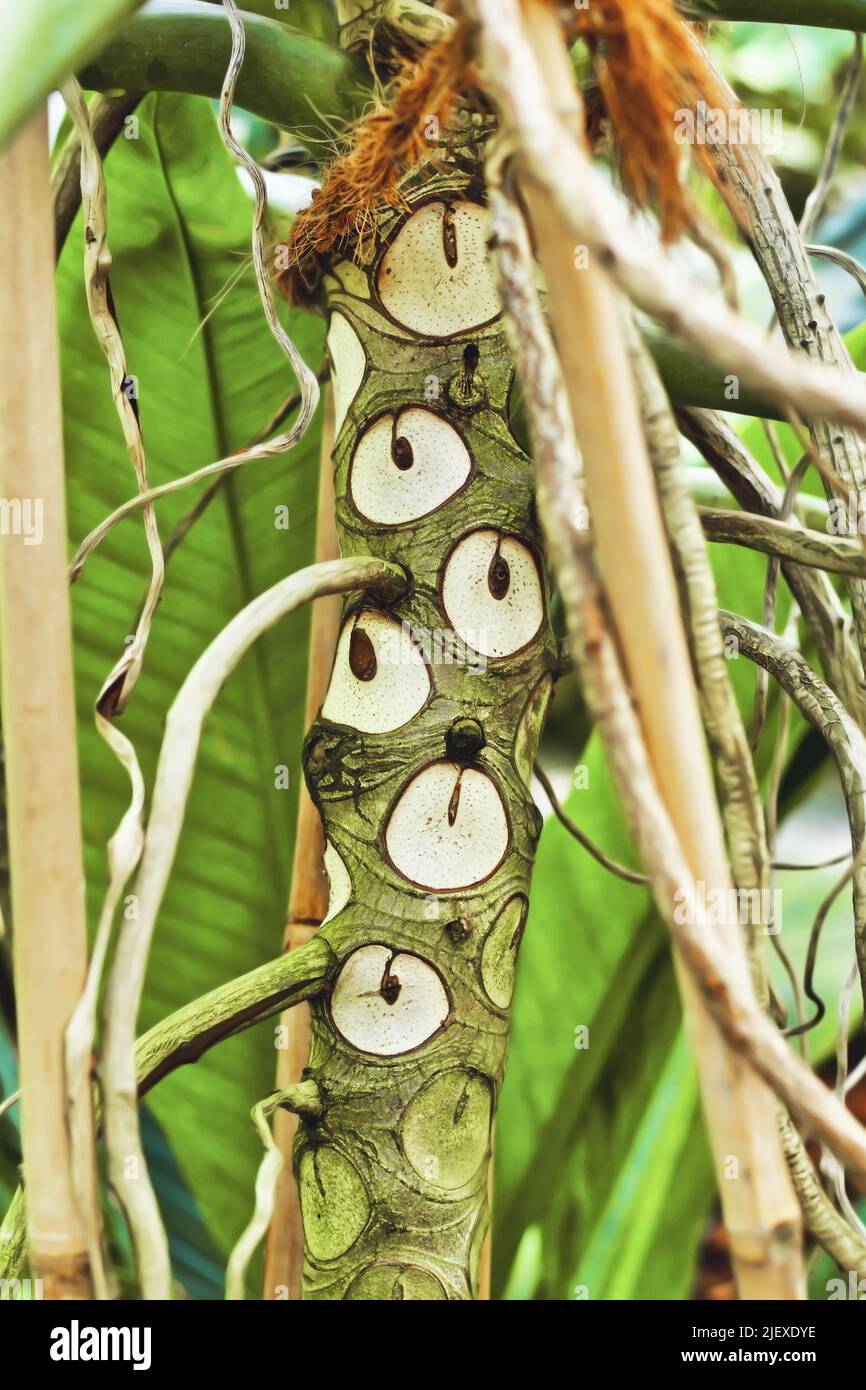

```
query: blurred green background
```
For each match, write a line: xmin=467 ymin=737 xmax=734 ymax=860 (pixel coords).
xmin=0 ymin=9 xmax=865 ymax=1301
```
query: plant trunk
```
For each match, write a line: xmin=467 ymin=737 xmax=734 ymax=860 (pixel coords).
xmin=294 ymin=120 xmax=558 ymax=1299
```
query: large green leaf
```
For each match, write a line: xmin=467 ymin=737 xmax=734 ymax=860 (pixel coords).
xmin=494 ymin=745 xmax=861 ymax=1299
xmin=495 ymin=511 xmax=859 ymax=1301
xmin=0 ymin=1012 xmax=20 ymax=1215
xmin=493 ymin=737 xmax=714 ymax=1301
xmin=0 ymin=0 xmax=145 ymax=149
xmin=58 ymin=91 xmax=325 ymax=1292
xmin=493 ymin=395 xmax=815 ymax=1301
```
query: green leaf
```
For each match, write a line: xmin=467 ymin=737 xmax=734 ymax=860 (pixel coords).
xmin=0 ymin=1012 xmax=21 ymax=1213
xmin=493 ymin=738 xmax=713 ymax=1301
xmin=58 ymin=91 xmax=325 ymax=1290
xmin=0 ymin=0 xmax=145 ymax=150
xmin=496 ymin=726 xmax=857 ymax=1301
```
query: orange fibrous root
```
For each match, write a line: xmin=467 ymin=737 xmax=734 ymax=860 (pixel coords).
xmin=571 ymin=0 xmax=720 ymax=240
xmin=278 ymin=24 xmax=474 ymax=302
xmin=279 ymin=0 xmax=720 ymax=300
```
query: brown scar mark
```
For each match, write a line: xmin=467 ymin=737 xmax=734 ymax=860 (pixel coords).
xmin=487 ymin=535 xmax=511 ymax=600
xmin=447 ymin=766 xmax=465 ymax=826
xmin=442 ymin=203 xmax=458 ymax=268
xmin=380 ymin=955 xmax=401 ymax=1005
xmin=349 ymin=620 xmax=377 ymax=681
xmin=391 ymin=413 xmax=414 ymax=471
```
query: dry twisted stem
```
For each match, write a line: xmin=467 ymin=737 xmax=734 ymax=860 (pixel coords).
xmin=800 ymin=33 xmax=863 ymax=242
xmin=487 ymin=159 xmax=801 ymax=1300
xmin=70 ymin=379 xmax=324 ymax=579
xmin=533 ymin=761 xmax=648 ymax=886
xmin=59 ymin=81 xmax=164 ymax=720
xmin=694 ymin=48 xmax=866 ymax=691
xmin=778 ymin=1108 xmax=866 ymax=1281
xmin=678 ymin=408 xmax=866 ymax=727
xmin=719 ymin=610 xmax=866 ymax=1013
xmin=623 ymin=322 xmax=866 ymax=1268
xmin=216 ymin=0 xmax=320 ymax=418
xmin=52 ymin=91 xmax=143 ymax=259
xmin=623 ymin=310 xmax=771 ymax=958
xmin=226 ymin=1080 xmax=323 ymax=1301
xmin=60 ymin=76 xmax=165 ymax=1302
xmin=699 ymin=508 xmax=866 ymax=578
xmin=93 ymin=0 xmax=323 ymax=1298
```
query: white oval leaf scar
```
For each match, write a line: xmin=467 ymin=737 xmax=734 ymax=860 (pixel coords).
xmin=321 ymin=841 xmax=352 ymax=925
xmin=321 ymin=609 xmax=431 ymax=733
xmin=442 ymin=529 xmax=544 ymax=659
xmin=327 ymin=311 xmax=366 ymax=436
xmin=331 ymin=944 xmax=450 ymax=1056
xmin=350 ymin=409 xmax=472 ymax=524
xmin=377 ymin=201 xmax=501 ymax=338
xmin=385 ymin=760 xmax=509 ymax=891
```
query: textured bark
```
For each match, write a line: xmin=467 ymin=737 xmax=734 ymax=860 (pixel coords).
xmin=293 ymin=120 xmax=557 ymax=1299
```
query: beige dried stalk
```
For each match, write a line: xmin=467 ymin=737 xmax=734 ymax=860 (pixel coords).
xmin=264 ymin=392 xmax=341 ymax=1302
xmin=0 ymin=108 xmax=92 ymax=1300
xmin=487 ymin=156 xmax=866 ymax=1211
xmin=478 ymin=0 xmax=805 ymax=1298
xmin=625 ymin=314 xmax=866 ymax=1279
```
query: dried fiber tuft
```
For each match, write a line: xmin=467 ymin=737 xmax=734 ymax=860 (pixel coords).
xmin=278 ymin=23 xmax=474 ymax=302
xmin=572 ymin=0 xmax=723 ymax=239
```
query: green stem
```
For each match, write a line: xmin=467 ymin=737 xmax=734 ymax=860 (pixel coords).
xmin=135 ymin=932 xmax=336 ymax=1096
xmin=289 ymin=111 xmax=558 ymax=1297
xmin=646 ymin=329 xmax=784 ymax=421
xmin=79 ymin=2 xmax=371 ymax=143
xmin=0 ymin=935 xmax=337 ymax=1281
xmin=679 ymin=0 xmax=866 ymax=30
xmin=202 ymin=0 xmax=339 ymax=40
xmin=700 ymin=506 xmax=866 ymax=576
